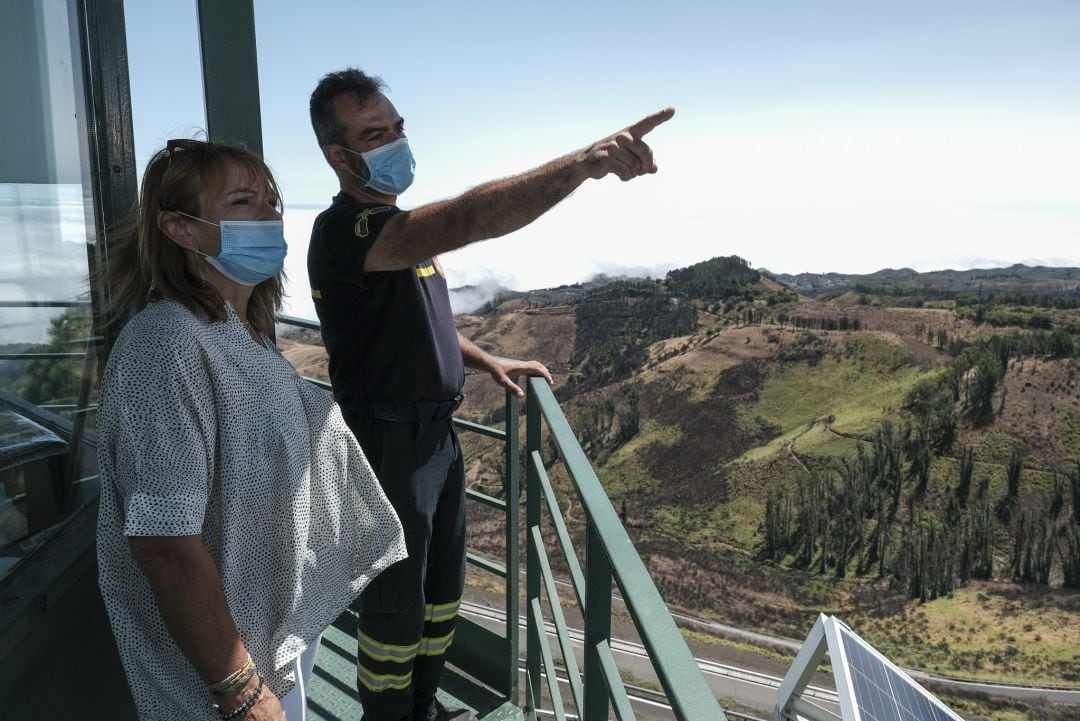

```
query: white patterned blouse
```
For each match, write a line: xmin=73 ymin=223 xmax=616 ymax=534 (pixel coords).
xmin=96 ymin=300 xmax=406 ymax=720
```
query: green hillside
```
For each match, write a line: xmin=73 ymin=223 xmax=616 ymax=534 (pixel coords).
xmin=449 ymin=257 xmax=1080 ymax=689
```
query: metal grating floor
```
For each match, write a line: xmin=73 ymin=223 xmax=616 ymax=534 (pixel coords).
xmin=306 ymin=610 xmax=522 ymax=721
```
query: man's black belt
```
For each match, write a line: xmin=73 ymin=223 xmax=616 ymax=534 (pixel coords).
xmin=347 ymin=393 xmax=464 ymax=423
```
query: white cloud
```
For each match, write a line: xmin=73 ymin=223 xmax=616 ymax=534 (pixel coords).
xmin=448 ymin=276 xmax=507 ymax=314
xmin=279 ymin=122 xmax=1080 ymax=314
xmin=281 ymin=208 xmax=319 ymax=321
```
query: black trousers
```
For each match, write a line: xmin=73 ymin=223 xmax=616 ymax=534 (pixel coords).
xmin=343 ymin=410 xmax=467 ymax=721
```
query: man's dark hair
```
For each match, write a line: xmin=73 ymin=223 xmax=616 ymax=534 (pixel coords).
xmin=309 ymin=68 xmax=387 ymax=148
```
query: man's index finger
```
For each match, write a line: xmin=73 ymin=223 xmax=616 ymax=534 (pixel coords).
xmin=628 ymin=107 xmax=675 ymax=139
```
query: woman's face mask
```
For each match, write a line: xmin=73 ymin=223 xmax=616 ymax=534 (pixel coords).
xmin=177 ymin=212 xmax=287 ymax=286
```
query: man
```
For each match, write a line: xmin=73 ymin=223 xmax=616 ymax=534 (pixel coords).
xmin=307 ymin=68 xmax=672 ymax=721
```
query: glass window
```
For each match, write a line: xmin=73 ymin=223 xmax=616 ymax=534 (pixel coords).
xmin=124 ymin=0 xmax=206 ymax=180
xmin=0 ymin=0 xmax=101 ymax=573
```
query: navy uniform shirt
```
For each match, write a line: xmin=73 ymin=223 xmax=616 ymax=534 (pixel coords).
xmin=307 ymin=193 xmax=464 ymax=407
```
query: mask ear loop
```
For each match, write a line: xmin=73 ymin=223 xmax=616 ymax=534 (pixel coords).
xmin=189 ymin=236 xmax=211 ymax=286
xmin=174 ymin=210 xmax=215 ymax=285
xmin=335 ymin=144 xmax=372 ymax=185
xmin=193 ymin=255 xmax=210 ymax=286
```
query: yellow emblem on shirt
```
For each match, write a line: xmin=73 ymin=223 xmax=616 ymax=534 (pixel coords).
xmin=354 ymin=206 xmax=393 ymax=238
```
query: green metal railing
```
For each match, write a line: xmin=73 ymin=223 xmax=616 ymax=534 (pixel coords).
xmin=523 ymin=377 xmax=725 ymax=721
xmin=447 ymin=393 xmax=522 ymax=703
xmin=276 ymin=314 xmax=724 ymax=720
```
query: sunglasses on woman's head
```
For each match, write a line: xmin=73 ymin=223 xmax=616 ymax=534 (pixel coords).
xmin=163 ymin=138 xmax=210 ymax=170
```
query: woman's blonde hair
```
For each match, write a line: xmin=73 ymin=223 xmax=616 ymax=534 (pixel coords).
xmin=104 ymin=139 xmax=285 ymax=335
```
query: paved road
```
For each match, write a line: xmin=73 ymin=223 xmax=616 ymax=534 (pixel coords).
xmin=660 ymin=598 xmax=1080 ymax=706
xmin=544 ymin=577 xmax=1080 ymax=707
xmin=460 ymin=601 xmax=839 ymax=718
xmin=464 ymin=587 xmax=1080 ymax=715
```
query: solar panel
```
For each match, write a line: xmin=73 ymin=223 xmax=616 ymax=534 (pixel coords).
xmin=776 ymin=614 xmax=966 ymax=721
xmin=838 ymin=625 xmax=963 ymax=721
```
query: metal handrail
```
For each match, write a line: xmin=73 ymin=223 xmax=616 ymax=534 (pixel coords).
xmin=0 ymin=300 xmax=91 ymax=308
xmin=275 ymin=313 xmax=321 ymax=331
xmin=525 ymin=376 xmax=726 ymax=721
xmin=0 ymin=352 xmax=85 ymax=360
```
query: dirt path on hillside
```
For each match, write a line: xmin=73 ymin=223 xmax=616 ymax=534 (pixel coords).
xmin=786 ymin=442 xmax=810 ymax=473
xmin=784 ymin=421 xmax=818 ymax=473
xmin=823 ymin=418 xmax=870 ymax=443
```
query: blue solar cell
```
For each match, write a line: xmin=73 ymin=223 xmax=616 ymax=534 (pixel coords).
xmin=840 ymin=627 xmax=961 ymax=721
xmin=914 ymin=683 xmax=936 ymax=719
xmin=880 ymin=686 xmax=903 ymax=721
xmin=896 ymin=676 xmax=921 ymax=718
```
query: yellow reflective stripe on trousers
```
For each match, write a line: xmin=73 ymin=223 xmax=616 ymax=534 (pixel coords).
xmin=417 ymin=629 xmax=456 ymax=657
xmin=357 ymin=629 xmax=420 ymax=663
xmin=356 ymin=662 xmax=412 ymax=693
xmin=424 ymin=599 xmax=460 ymax=624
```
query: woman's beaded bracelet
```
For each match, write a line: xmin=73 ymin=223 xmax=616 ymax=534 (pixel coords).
xmin=215 ymin=673 xmax=264 ymax=721
xmin=209 ymin=655 xmax=255 ymax=696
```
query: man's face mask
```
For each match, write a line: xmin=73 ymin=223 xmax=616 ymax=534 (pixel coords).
xmin=337 ymin=138 xmax=415 ymax=196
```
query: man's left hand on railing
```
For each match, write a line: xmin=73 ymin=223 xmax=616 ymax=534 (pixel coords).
xmin=458 ymin=332 xmax=553 ymax=399
xmin=486 ymin=357 xmax=553 ymax=399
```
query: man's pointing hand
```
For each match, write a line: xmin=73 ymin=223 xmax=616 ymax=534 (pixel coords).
xmin=581 ymin=107 xmax=675 ymax=182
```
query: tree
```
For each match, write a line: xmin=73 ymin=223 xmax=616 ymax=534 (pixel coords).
xmin=761 ymin=487 xmax=794 ymax=561
xmin=872 ymin=421 xmax=906 ymax=521
xmin=794 ymin=470 xmax=830 ymax=570
xmin=1006 ymin=447 xmax=1024 ymax=501
xmin=968 ymin=479 xmax=995 ymax=580
xmin=1069 ymin=460 xmax=1080 ymax=527
xmin=1050 ymin=329 xmax=1075 ymax=359
xmin=1010 ymin=502 xmax=1054 ymax=585
xmin=830 ymin=460 xmax=868 ymax=578
xmin=956 ymin=446 xmax=975 ymax=507
xmin=998 ymin=447 xmax=1024 ymax=524
xmin=962 ymin=349 xmax=1002 ymax=427
xmin=894 ymin=512 xmax=959 ymax=602
xmin=19 ymin=306 xmax=94 ymax=408
xmin=905 ymin=422 xmax=932 ymax=497
xmin=1062 ymin=520 xmax=1080 ymax=589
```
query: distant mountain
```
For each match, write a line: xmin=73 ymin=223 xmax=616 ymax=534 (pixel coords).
xmin=761 ymin=263 xmax=1080 ymax=296
xmin=455 ymin=262 xmax=1080 ymax=312
xmin=449 ymin=274 xmax=638 ymax=314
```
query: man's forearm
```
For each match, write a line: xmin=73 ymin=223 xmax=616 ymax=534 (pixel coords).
xmin=368 ymin=153 xmax=587 ymax=271
xmin=130 ymin=535 xmax=248 ymax=684
xmin=459 ymin=332 xmax=496 ymax=372
xmin=364 ymin=106 xmax=673 ymax=272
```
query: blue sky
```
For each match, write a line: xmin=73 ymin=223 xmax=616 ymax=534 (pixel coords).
xmin=125 ymin=1 xmax=1080 ymax=317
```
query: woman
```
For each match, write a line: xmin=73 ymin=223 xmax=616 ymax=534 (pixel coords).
xmin=96 ymin=139 xmax=406 ymax=721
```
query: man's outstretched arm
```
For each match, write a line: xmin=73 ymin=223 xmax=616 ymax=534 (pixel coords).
xmin=364 ymin=108 xmax=675 ymax=272
xmin=459 ymin=332 xmax=552 ymax=399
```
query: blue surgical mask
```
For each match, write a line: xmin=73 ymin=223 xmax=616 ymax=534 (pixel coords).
xmin=177 ymin=212 xmax=287 ymax=286
xmin=338 ymin=138 xmax=415 ymax=195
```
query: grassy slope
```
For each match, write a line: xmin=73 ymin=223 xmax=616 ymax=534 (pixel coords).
xmin=736 ymin=337 xmax=925 ymax=462
xmin=851 ymin=585 xmax=1080 ymax=685
xmin=584 ymin=330 xmax=1080 ymax=688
